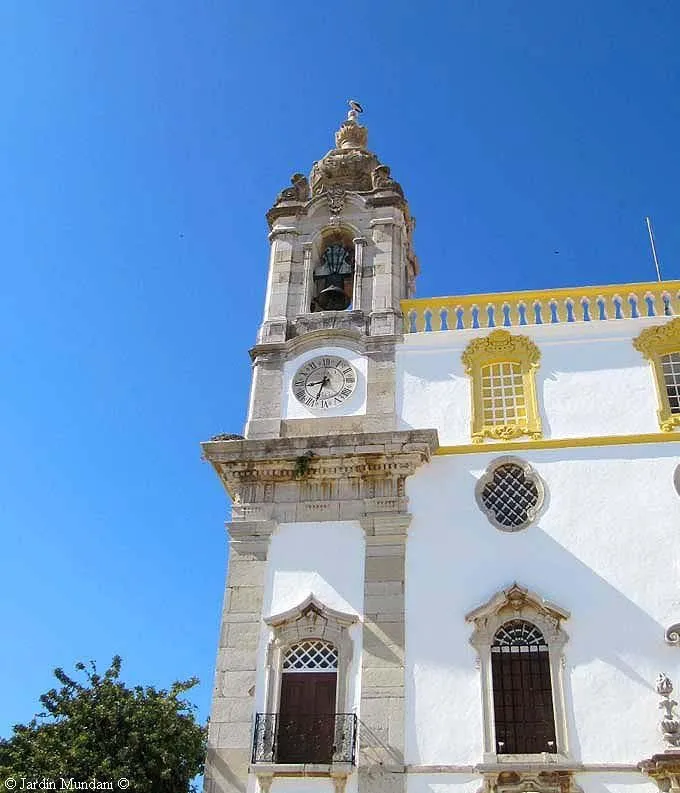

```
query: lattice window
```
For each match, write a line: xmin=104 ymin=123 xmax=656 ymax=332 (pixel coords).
xmin=283 ymin=640 xmax=338 ymax=672
xmin=461 ymin=330 xmax=542 ymax=443
xmin=493 ymin=620 xmax=548 ymax=649
xmin=491 ymin=620 xmax=556 ymax=754
xmin=481 ymin=362 xmax=527 ymax=427
xmin=476 ymin=459 xmax=544 ymax=531
xmin=661 ymin=353 xmax=680 ymax=414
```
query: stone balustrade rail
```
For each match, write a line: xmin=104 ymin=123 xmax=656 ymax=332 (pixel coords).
xmin=402 ymin=280 xmax=680 ymax=333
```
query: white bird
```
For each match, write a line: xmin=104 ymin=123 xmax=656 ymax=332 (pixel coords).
xmin=348 ymin=99 xmax=364 ymax=114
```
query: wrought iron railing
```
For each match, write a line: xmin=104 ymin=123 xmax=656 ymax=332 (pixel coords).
xmin=252 ymin=713 xmax=357 ymax=765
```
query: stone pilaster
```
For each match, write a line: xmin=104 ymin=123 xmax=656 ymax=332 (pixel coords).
xmin=244 ymin=349 xmax=284 ymax=440
xmin=204 ymin=520 xmax=275 ymax=793
xmin=358 ymin=512 xmax=411 ymax=793
xmin=353 ymin=237 xmax=367 ymax=311
xmin=300 ymin=242 xmax=313 ymax=316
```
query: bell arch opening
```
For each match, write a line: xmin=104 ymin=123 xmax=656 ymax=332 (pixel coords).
xmin=311 ymin=230 xmax=355 ymax=312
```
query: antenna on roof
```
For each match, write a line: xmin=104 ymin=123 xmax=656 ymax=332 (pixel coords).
xmin=645 ymin=216 xmax=663 ymax=282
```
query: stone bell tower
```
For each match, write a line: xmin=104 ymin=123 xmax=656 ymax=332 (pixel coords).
xmin=202 ymin=105 xmax=438 ymax=793
xmin=246 ymin=103 xmax=419 ymax=439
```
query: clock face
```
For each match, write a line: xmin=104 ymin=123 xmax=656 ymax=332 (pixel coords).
xmin=292 ymin=356 xmax=357 ymax=410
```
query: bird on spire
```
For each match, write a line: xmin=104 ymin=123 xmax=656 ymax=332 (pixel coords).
xmin=348 ymin=99 xmax=363 ymax=121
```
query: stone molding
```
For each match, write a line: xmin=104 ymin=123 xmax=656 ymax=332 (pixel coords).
xmin=640 ymin=753 xmax=680 ymax=792
xmin=479 ymin=770 xmax=582 ymax=793
xmin=202 ymin=429 xmax=438 ymax=525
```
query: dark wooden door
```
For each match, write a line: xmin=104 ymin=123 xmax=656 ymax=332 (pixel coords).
xmin=277 ymin=672 xmax=337 ymax=763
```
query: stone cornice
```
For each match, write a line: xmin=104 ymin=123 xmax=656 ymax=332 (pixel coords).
xmin=640 ymin=752 xmax=680 ymax=791
xmin=249 ymin=329 xmax=405 ymax=361
xmin=202 ymin=429 xmax=438 ymax=525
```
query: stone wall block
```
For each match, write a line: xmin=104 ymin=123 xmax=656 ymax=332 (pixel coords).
xmin=217 ymin=722 xmax=253 ymax=750
xmin=362 ymin=666 xmax=404 ymax=688
xmin=365 ymin=582 xmax=403 ymax=596
xmin=219 ymin=648 xmax=258 ymax=672
xmin=365 ymin=556 xmax=405 ymax=582
xmin=223 ymin=621 xmax=261 ymax=649
xmin=227 ymin=586 xmax=264 ymax=614
xmin=226 ymin=560 xmax=267 ymax=588
xmin=210 ymin=697 xmax=255 ymax=724
xmin=220 ymin=670 xmax=256 ymax=698
xmin=364 ymin=595 xmax=404 ymax=615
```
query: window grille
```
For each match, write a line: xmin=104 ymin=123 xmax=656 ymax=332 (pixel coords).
xmin=491 ymin=620 xmax=557 ymax=754
xmin=661 ymin=353 xmax=680 ymax=414
xmin=481 ymin=362 xmax=527 ymax=427
xmin=479 ymin=461 xmax=541 ymax=530
xmin=283 ymin=640 xmax=338 ymax=672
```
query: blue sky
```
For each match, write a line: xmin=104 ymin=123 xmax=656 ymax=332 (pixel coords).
xmin=1 ymin=1 xmax=679 ymax=732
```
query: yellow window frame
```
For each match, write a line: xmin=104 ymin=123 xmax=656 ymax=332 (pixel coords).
xmin=633 ymin=317 xmax=680 ymax=433
xmin=462 ymin=329 xmax=543 ymax=444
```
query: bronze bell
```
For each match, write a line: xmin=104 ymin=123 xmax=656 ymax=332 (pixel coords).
xmin=316 ymin=278 xmax=351 ymax=311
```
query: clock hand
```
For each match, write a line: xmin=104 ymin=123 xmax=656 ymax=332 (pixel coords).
xmin=316 ymin=374 xmax=330 ymax=400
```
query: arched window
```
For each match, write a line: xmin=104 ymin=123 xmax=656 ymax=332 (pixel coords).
xmin=312 ymin=236 xmax=355 ymax=312
xmin=491 ymin=620 xmax=557 ymax=755
xmin=466 ymin=583 xmax=570 ymax=760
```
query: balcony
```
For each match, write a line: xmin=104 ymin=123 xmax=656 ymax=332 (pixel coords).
xmin=252 ymin=713 xmax=357 ymax=766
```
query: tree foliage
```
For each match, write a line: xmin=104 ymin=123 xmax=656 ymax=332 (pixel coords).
xmin=0 ymin=656 xmax=206 ymax=792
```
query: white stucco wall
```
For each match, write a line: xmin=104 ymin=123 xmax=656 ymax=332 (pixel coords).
xmin=397 ymin=318 xmax=668 ymax=445
xmin=258 ymin=520 xmax=365 ymax=793
xmin=281 ymin=346 xmax=368 ymax=419
xmin=405 ymin=445 xmax=680 ymax=769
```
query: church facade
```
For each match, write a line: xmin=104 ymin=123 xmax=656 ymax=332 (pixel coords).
xmin=202 ymin=106 xmax=680 ymax=793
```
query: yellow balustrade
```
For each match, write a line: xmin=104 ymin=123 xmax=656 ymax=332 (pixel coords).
xmin=401 ymin=280 xmax=680 ymax=333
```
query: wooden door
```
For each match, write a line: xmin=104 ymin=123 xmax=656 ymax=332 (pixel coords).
xmin=277 ymin=672 xmax=337 ymax=763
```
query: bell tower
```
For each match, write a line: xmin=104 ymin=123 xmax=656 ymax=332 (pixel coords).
xmin=246 ymin=103 xmax=419 ymax=439
xmin=202 ymin=104 xmax=438 ymax=793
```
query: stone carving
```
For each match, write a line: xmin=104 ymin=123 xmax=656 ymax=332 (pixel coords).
xmin=481 ymin=771 xmax=580 ymax=793
xmin=658 ymin=674 xmax=680 ymax=748
xmin=326 ymin=185 xmax=346 ymax=215
xmin=640 ymin=754 xmax=680 ymax=793
xmin=371 ymin=164 xmax=403 ymax=195
xmin=209 ymin=432 xmax=245 ymax=442
xmin=633 ymin=317 xmax=680 ymax=359
xmin=311 ymin=148 xmax=378 ymax=196
xmin=462 ymin=329 xmax=541 ymax=373
xmin=666 ymin=624 xmax=680 ymax=645
xmin=274 ymin=172 xmax=310 ymax=204
xmin=633 ymin=318 xmax=680 ymax=433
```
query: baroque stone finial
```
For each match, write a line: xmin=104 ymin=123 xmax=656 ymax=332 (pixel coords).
xmin=657 ymin=673 xmax=680 ymax=748
xmin=335 ymin=100 xmax=368 ymax=150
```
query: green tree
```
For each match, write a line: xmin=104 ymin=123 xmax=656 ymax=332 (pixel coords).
xmin=0 ymin=656 xmax=206 ymax=792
